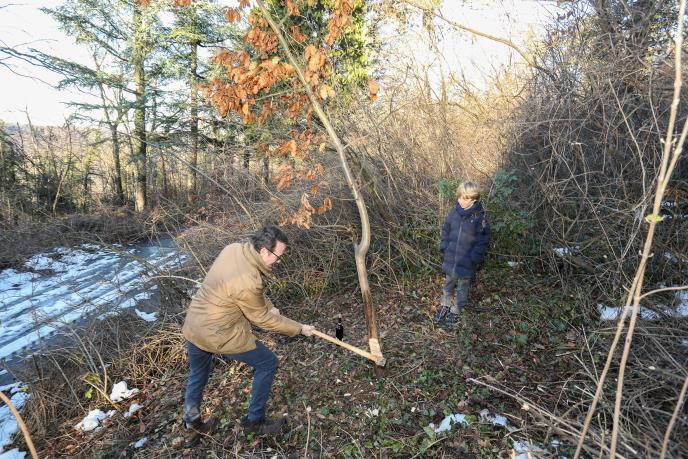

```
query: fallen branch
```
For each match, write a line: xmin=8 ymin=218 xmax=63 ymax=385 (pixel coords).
xmin=0 ymin=391 xmax=38 ymax=459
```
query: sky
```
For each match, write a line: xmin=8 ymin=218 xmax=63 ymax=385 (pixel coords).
xmin=0 ymin=0 xmax=561 ymax=126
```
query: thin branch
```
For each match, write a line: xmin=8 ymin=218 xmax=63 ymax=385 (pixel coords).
xmin=659 ymin=374 xmax=688 ymax=459
xmin=399 ymin=0 xmax=555 ymax=79
xmin=639 ymin=285 xmax=688 ymax=301
xmin=0 ymin=391 xmax=39 ymax=459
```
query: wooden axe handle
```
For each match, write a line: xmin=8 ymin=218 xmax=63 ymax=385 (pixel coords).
xmin=312 ymin=330 xmax=382 ymax=364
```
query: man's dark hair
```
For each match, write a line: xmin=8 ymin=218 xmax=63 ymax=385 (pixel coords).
xmin=250 ymin=225 xmax=288 ymax=252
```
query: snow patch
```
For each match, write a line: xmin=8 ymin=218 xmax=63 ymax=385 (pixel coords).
xmin=132 ymin=437 xmax=147 ymax=448
xmin=675 ymin=290 xmax=688 ymax=317
xmin=134 ymin=309 xmax=157 ymax=322
xmin=124 ymin=403 xmax=143 ymax=418
xmin=24 ymin=255 xmax=67 ymax=272
xmin=0 ymin=387 xmax=29 ymax=454
xmin=480 ymin=409 xmax=508 ymax=427
xmin=110 ymin=381 xmax=139 ymax=402
xmin=432 ymin=413 xmax=469 ymax=433
xmin=0 ymin=384 xmax=22 ymax=395
xmin=513 ymin=440 xmax=548 ymax=459
xmin=599 ymin=291 xmax=688 ymax=321
xmin=74 ymin=409 xmax=116 ymax=432
xmin=0 ymin=241 xmax=185 ymax=361
xmin=0 ymin=448 xmax=26 ymax=459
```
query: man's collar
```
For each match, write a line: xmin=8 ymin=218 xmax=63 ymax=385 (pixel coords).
xmin=242 ymin=241 xmax=273 ymax=278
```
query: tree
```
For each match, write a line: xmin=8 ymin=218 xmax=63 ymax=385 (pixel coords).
xmin=0 ymin=121 xmax=21 ymax=197
xmin=40 ymin=0 xmax=165 ymax=211
xmin=165 ymin=0 xmax=232 ymax=197
xmin=205 ymin=0 xmax=385 ymax=370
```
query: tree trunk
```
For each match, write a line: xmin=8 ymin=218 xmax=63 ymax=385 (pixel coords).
xmin=159 ymin=148 xmax=169 ymax=198
xmin=94 ymin=55 xmax=125 ymax=205
xmin=109 ymin=125 xmax=125 ymax=204
xmin=52 ymin=123 xmax=74 ymax=214
xmin=257 ymin=0 xmax=384 ymax=375
xmin=188 ymin=38 xmax=199 ymax=200
xmin=132 ymin=5 xmax=147 ymax=212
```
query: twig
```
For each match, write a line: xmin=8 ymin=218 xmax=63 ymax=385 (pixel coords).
xmin=608 ymin=0 xmax=687 ymax=456
xmin=303 ymin=402 xmax=311 ymax=459
xmin=149 ymin=275 xmax=201 ymax=285
xmin=638 ymin=285 xmax=688 ymax=301
xmin=0 ymin=391 xmax=39 ymax=459
xmin=659 ymin=374 xmax=688 ymax=459
xmin=575 ymin=0 xmax=688 ymax=456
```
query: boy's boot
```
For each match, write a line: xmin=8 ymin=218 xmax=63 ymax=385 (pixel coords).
xmin=434 ymin=306 xmax=449 ymax=323
xmin=241 ymin=416 xmax=286 ymax=436
xmin=182 ymin=416 xmax=218 ymax=448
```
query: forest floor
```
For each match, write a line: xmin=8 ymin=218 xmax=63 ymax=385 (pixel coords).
xmin=28 ymin=258 xmax=591 ymax=458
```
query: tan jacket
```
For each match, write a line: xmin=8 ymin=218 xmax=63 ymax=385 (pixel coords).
xmin=182 ymin=241 xmax=302 ymax=354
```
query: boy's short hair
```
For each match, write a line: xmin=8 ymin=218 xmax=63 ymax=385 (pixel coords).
xmin=456 ymin=181 xmax=481 ymax=200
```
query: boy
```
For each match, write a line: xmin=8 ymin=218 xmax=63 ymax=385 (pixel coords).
xmin=436 ymin=181 xmax=490 ymax=327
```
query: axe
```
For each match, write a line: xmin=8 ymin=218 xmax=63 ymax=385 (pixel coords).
xmin=311 ymin=329 xmax=386 ymax=366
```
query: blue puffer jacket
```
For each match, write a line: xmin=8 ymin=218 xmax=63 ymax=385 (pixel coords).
xmin=439 ymin=201 xmax=491 ymax=277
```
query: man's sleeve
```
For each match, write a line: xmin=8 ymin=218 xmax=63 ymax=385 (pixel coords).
xmin=237 ymin=286 xmax=302 ymax=336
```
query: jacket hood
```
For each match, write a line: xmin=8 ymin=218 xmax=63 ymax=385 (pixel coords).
xmin=454 ymin=200 xmax=483 ymax=217
xmin=241 ymin=241 xmax=272 ymax=278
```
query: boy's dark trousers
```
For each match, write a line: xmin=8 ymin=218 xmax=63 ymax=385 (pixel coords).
xmin=441 ymin=274 xmax=471 ymax=313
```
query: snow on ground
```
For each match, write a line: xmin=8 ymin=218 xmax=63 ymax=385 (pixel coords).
xmin=0 ymin=384 xmax=29 ymax=454
xmin=0 ymin=240 xmax=186 ymax=455
xmin=430 ymin=410 xmax=563 ymax=457
xmin=430 ymin=409 xmax=506 ymax=433
xmin=513 ymin=440 xmax=549 ymax=459
xmin=0 ymin=241 xmax=186 ymax=361
xmin=134 ymin=309 xmax=157 ymax=322
xmin=676 ymin=290 xmax=688 ymax=316
xmin=598 ymin=289 xmax=688 ymax=321
xmin=132 ymin=437 xmax=147 ymax=448
xmin=74 ymin=409 xmax=116 ymax=432
xmin=479 ymin=409 xmax=507 ymax=427
xmin=124 ymin=403 xmax=143 ymax=418
xmin=0 ymin=448 xmax=26 ymax=459
xmin=432 ymin=413 xmax=469 ymax=433
xmin=110 ymin=381 xmax=139 ymax=402
xmin=552 ymin=247 xmax=572 ymax=256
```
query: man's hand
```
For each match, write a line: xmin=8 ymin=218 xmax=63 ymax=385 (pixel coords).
xmin=270 ymin=307 xmax=280 ymax=315
xmin=300 ymin=324 xmax=315 ymax=336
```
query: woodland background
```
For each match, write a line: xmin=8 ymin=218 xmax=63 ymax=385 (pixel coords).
xmin=0 ymin=0 xmax=687 ymax=457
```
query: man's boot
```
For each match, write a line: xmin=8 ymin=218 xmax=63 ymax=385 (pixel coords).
xmin=443 ymin=312 xmax=459 ymax=329
xmin=434 ymin=306 xmax=449 ymax=323
xmin=182 ymin=416 xmax=218 ymax=448
xmin=241 ymin=416 xmax=286 ymax=435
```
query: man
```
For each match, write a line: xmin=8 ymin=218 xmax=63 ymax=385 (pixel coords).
xmin=181 ymin=225 xmax=314 ymax=444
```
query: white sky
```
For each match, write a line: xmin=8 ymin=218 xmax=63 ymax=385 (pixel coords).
xmin=0 ymin=0 xmax=560 ymax=126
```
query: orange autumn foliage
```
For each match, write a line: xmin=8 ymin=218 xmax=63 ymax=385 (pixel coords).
xmin=202 ymin=0 xmax=361 ymax=228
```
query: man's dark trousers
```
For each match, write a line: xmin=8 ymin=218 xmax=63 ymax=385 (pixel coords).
xmin=183 ymin=340 xmax=278 ymax=426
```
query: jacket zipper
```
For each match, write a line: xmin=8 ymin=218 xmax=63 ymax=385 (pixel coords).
xmin=453 ymin=213 xmax=463 ymax=276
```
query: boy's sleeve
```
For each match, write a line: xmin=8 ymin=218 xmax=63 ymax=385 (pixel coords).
xmin=439 ymin=216 xmax=450 ymax=252
xmin=469 ymin=214 xmax=491 ymax=265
